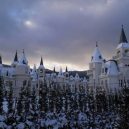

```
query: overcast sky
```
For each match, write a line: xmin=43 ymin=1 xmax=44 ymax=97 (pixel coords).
xmin=0 ymin=0 xmax=129 ymax=71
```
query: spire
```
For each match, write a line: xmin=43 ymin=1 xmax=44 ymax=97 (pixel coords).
xmin=0 ymin=55 xmax=2 ymax=64
xmin=119 ymin=25 xmax=128 ymax=43
xmin=58 ymin=67 xmax=63 ymax=76
xmin=14 ymin=50 xmax=18 ymax=62
xmin=40 ymin=57 xmax=43 ymax=66
xmin=65 ymin=66 xmax=68 ymax=72
xmin=96 ymin=41 xmax=98 ymax=47
xmin=53 ymin=66 xmax=56 ymax=73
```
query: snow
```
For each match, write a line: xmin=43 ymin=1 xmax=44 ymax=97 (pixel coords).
xmin=16 ymin=123 xmax=25 ymax=129
xmin=0 ymin=115 xmax=5 ymax=122
xmin=104 ymin=60 xmax=119 ymax=75
xmin=116 ymin=42 xmax=129 ymax=49
xmin=2 ymin=98 xmax=8 ymax=113
xmin=0 ymin=122 xmax=7 ymax=128
xmin=91 ymin=46 xmax=103 ymax=63
xmin=19 ymin=50 xmax=28 ymax=65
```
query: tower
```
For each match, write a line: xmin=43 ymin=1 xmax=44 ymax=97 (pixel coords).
xmin=88 ymin=42 xmax=104 ymax=86
xmin=113 ymin=26 xmax=129 ymax=79
xmin=0 ymin=55 xmax=2 ymax=66
xmin=13 ymin=50 xmax=30 ymax=97
xmin=12 ymin=50 xmax=19 ymax=67
xmin=0 ymin=55 xmax=2 ymax=75
xmin=38 ymin=57 xmax=45 ymax=90
xmin=38 ymin=57 xmax=45 ymax=78
xmin=64 ymin=66 xmax=69 ymax=78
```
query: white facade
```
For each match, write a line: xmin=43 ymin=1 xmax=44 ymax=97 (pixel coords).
xmin=0 ymin=50 xmax=87 ymax=98
xmin=87 ymin=26 xmax=129 ymax=93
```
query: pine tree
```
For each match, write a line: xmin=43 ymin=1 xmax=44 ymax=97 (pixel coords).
xmin=17 ymin=86 xmax=25 ymax=116
xmin=0 ymin=75 xmax=4 ymax=113
xmin=8 ymin=81 xmax=13 ymax=113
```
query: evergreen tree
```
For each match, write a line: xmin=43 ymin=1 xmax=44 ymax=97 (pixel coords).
xmin=8 ymin=81 xmax=13 ymax=113
xmin=0 ymin=75 xmax=4 ymax=113
xmin=17 ymin=86 xmax=26 ymax=116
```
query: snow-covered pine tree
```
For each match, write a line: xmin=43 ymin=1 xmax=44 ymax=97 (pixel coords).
xmin=8 ymin=81 xmax=13 ymax=113
xmin=17 ymin=86 xmax=26 ymax=116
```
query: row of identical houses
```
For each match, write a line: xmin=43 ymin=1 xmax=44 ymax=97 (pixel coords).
xmin=0 ymin=26 xmax=129 ymax=97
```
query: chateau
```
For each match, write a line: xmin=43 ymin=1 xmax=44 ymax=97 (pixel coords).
xmin=87 ymin=26 xmax=129 ymax=93
xmin=0 ymin=26 xmax=129 ymax=97
xmin=0 ymin=51 xmax=87 ymax=97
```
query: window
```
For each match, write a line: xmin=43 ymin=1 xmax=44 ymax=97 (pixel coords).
xmin=91 ymin=56 xmax=93 ymax=61
xmin=23 ymin=80 xmax=27 ymax=86
xmin=99 ymin=55 xmax=102 ymax=59
xmin=102 ymin=68 xmax=104 ymax=73
xmin=40 ymin=69 xmax=43 ymax=73
xmin=105 ymin=68 xmax=108 ymax=73
xmin=125 ymin=49 xmax=129 ymax=53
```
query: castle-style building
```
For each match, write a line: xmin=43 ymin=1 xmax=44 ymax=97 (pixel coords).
xmin=0 ymin=50 xmax=87 ymax=97
xmin=0 ymin=26 xmax=129 ymax=97
xmin=87 ymin=26 xmax=129 ymax=93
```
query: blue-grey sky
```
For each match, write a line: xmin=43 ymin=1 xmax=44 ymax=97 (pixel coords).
xmin=0 ymin=0 xmax=129 ymax=71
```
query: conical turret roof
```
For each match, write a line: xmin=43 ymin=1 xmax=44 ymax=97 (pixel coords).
xmin=119 ymin=25 xmax=128 ymax=43
xmin=19 ymin=49 xmax=28 ymax=65
xmin=14 ymin=50 xmax=18 ymax=62
xmin=91 ymin=42 xmax=103 ymax=63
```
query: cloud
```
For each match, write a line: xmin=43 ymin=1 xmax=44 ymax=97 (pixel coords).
xmin=0 ymin=0 xmax=129 ymax=71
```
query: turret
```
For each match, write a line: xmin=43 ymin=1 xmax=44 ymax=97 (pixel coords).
xmin=0 ymin=55 xmax=2 ymax=66
xmin=0 ymin=55 xmax=3 ymax=75
xmin=89 ymin=42 xmax=104 ymax=84
xmin=38 ymin=57 xmax=45 ymax=78
xmin=91 ymin=42 xmax=103 ymax=63
xmin=113 ymin=25 xmax=129 ymax=77
xmin=12 ymin=50 xmax=19 ymax=67
xmin=115 ymin=25 xmax=129 ymax=56
xmin=119 ymin=25 xmax=128 ymax=43
xmin=64 ymin=66 xmax=69 ymax=78
xmin=15 ymin=50 xmax=29 ymax=75
xmin=19 ymin=49 xmax=28 ymax=65
xmin=31 ymin=65 xmax=38 ymax=81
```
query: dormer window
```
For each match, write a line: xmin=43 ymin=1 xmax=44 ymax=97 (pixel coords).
xmin=99 ymin=55 xmax=102 ymax=59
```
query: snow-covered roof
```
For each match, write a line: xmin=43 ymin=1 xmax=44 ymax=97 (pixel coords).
xmin=75 ymin=73 xmax=80 ymax=80
xmin=58 ymin=67 xmax=64 ymax=77
xmin=91 ymin=44 xmax=103 ymax=63
xmin=104 ymin=60 xmax=119 ymax=76
xmin=19 ymin=50 xmax=28 ymax=65
xmin=31 ymin=65 xmax=38 ymax=80
xmin=116 ymin=43 xmax=129 ymax=49
xmin=0 ymin=66 xmax=15 ymax=77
